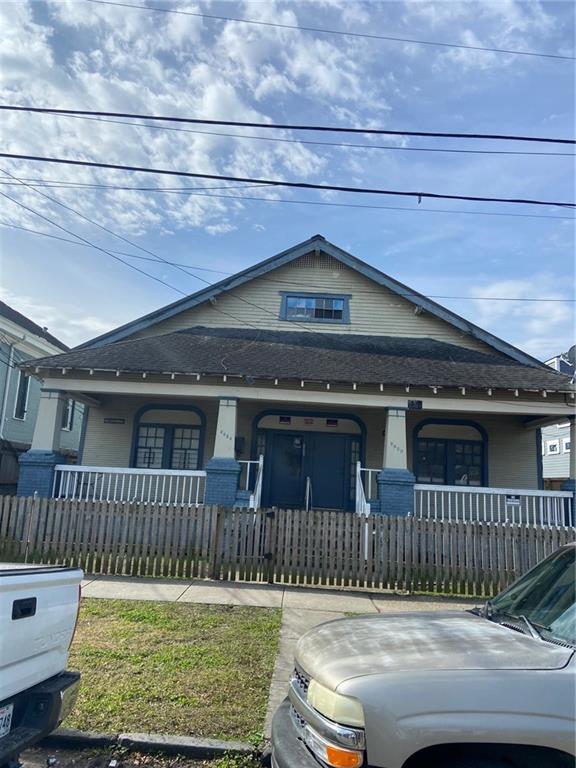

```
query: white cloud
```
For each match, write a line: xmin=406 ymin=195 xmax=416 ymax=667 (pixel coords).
xmin=0 ymin=287 xmax=121 ymax=346
xmin=471 ymin=276 xmax=575 ymax=359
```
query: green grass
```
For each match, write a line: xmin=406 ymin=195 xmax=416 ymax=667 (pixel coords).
xmin=67 ymin=598 xmax=281 ymax=741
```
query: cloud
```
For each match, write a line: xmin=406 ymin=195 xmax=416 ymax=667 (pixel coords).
xmin=471 ymin=275 xmax=575 ymax=359
xmin=0 ymin=287 xmax=121 ymax=346
xmin=402 ymin=0 xmax=557 ymax=71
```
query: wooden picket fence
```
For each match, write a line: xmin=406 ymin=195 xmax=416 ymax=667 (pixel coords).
xmin=1 ymin=496 xmax=574 ymax=596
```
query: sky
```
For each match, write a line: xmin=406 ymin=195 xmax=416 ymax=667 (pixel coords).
xmin=0 ymin=0 xmax=574 ymax=359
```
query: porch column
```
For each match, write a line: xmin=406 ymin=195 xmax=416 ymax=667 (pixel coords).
xmin=204 ymin=397 xmax=241 ymax=507
xmin=17 ymin=390 xmax=67 ymax=498
xmin=376 ymin=407 xmax=415 ymax=516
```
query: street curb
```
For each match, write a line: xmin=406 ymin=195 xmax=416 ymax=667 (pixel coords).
xmin=42 ymin=727 xmax=254 ymax=758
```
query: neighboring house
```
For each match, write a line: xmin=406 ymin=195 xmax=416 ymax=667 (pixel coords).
xmin=542 ymin=347 xmax=575 ymax=490
xmin=0 ymin=301 xmax=84 ymax=493
xmin=16 ymin=235 xmax=575 ymax=520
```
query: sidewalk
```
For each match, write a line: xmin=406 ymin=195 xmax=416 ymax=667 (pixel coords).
xmin=81 ymin=575 xmax=475 ymax=737
xmin=82 ymin=574 xmax=474 ymax=613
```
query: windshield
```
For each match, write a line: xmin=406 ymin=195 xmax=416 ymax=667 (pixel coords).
xmin=488 ymin=546 xmax=575 ymax=645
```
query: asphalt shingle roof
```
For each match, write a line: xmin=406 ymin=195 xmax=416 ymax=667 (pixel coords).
xmin=23 ymin=327 xmax=573 ymax=392
xmin=0 ymin=300 xmax=68 ymax=351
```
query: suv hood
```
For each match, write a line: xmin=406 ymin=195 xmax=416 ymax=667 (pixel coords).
xmin=295 ymin=611 xmax=573 ymax=690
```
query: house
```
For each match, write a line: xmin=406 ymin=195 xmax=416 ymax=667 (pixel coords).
xmin=15 ymin=235 xmax=575 ymax=520
xmin=542 ymin=348 xmax=575 ymax=490
xmin=0 ymin=300 xmax=84 ymax=493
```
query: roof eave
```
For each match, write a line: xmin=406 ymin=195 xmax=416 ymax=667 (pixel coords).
xmin=73 ymin=234 xmax=547 ymax=370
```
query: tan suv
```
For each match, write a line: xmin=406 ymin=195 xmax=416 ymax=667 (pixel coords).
xmin=271 ymin=544 xmax=575 ymax=768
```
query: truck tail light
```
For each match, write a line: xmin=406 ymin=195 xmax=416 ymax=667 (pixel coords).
xmin=68 ymin=584 xmax=81 ymax=649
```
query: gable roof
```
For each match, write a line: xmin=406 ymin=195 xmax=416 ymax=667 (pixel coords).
xmin=25 ymin=327 xmax=574 ymax=392
xmin=0 ymin=300 xmax=68 ymax=351
xmin=78 ymin=234 xmax=546 ymax=369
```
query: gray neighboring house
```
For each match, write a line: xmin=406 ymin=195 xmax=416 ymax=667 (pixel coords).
xmin=542 ymin=347 xmax=575 ymax=490
xmin=0 ymin=301 xmax=84 ymax=493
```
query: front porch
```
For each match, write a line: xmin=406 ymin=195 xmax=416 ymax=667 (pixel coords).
xmin=18 ymin=382 xmax=576 ymax=526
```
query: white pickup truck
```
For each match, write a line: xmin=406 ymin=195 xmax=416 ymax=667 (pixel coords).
xmin=0 ymin=564 xmax=83 ymax=768
xmin=272 ymin=543 xmax=575 ymax=768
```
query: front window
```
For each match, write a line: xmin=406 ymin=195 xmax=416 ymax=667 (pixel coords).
xmin=487 ymin=546 xmax=575 ymax=646
xmin=135 ymin=424 xmax=201 ymax=470
xmin=547 ymin=440 xmax=560 ymax=455
xmin=281 ymin=293 xmax=349 ymax=323
xmin=415 ymin=438 xmax=483 ymax=486
xmin=14 ymin=371 xmax=29 ymax=420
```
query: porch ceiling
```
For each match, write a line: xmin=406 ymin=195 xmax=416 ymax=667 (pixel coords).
xmin=23 ymin=327 xmax=574 ymax=394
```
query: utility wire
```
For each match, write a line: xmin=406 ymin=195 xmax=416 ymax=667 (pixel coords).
xmin=2 ymin=106 xmax=574 ymax=145
xmin=0 ymin=177 xmax=271 ymax=192
xmin=12 ymin=112 xmax=574 ymax=158
xmin=1 ymin=153 xmax=574 ymax=208
xmin=0 ymin=186 xmax=275 ymax=339
xmin=0 ymin=221 xmax=231 ymax=273
xmin=3 ymin=221 xmax=574 ymax=304
xmin=87 ymin=0 xmax=576 ymax=62
xmin=0 ymin=176 xmax=347 ymax=364
xmin=0 ymin=178 xmax=572 ymax=220
xmin=0 ymin=169 xmax=352 ymax=340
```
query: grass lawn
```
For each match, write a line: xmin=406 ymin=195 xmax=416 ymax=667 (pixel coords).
xmin=67 ymin=599 xmax=281 ymax=742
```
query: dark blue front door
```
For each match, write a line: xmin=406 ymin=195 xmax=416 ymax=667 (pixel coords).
xmin=267 ymin=432 xmax=305 ymax=507
xmin=263 ymin=431 xmax=353 ymax=510
xmin=307 ymin=433 xmax=347 ymax=509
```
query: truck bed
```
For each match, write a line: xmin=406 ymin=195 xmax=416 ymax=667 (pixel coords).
xmin=0 ymin=563 xmax=83 ymax=703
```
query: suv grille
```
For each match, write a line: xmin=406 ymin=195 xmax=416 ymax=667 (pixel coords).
xmin=292 ymin=664 xmax=310 ymax=697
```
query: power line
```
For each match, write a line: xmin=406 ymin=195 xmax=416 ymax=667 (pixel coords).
xmin=3 ymin=221 xmax=574 ymax=304
xmin=0 ymin=177 xmax=270 ymax=192
xmin=2 ymin=106 xmax=574 ymax=145
xmin=0 ymin=186 xmax=277 ymax=341
xmin=14 ymin=112 xmax=575 ymax=158
xmin=0 ymin=178 xmax=572 ymax=220
xmin=0 ymin=221 xmax=231 ymax=273
xmin=0 ymin=174 xmax=348 ymax=359
xmin=0 ymin=188 xmax=188 ymax=295
xmin=87 ymin=0 xmax=576 ymax=62
xmin=2 ymin=153 xmax=574 ymax=209
xmin=0 ymin=169 xmax=349 ymax=340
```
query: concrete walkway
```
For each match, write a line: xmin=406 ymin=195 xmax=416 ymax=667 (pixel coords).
xmin=80 ymin=575 xmax=475 ymax=737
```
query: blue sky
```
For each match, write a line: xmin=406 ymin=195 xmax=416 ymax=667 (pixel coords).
xmin=0 ymin=0 xmax=574 ymax=357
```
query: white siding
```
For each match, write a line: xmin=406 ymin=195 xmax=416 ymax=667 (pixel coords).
xmin=130 ymin=253 xmax=492 ymax=353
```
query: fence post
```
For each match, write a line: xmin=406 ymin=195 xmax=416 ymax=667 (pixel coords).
xmin=263 ymin=509 xmax=276 ymax=584
xmin=209 ymin=506 xmax=225 ymax=580
xmin=24 ymin=492 xmax=40 ymax=563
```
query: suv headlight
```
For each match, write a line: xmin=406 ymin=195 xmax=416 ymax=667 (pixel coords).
xmin=308 ymin=678 xmax=365 ymax=728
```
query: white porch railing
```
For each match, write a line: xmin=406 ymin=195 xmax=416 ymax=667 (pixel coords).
xmin=414 ymin=484 xmax=574 ymax=527
xmin=53 ymin=465 xmax=206 ymax=506
xmin=238 ymin=455 xmax=264 ymax=510
xmin=355 ymin=462 xmax=372 ymax=515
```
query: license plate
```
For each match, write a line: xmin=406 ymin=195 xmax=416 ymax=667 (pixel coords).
xmin=0 ymin=703 xmax=13 ymax=739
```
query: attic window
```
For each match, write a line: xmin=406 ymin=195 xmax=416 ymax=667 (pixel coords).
xmin=280 ymin=292 xmax=350 ymax=324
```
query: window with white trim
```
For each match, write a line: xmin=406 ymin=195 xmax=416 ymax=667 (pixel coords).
xmin=61 ymin=399 xmax=75 ymax=431
xmin=13 ymin=371 xmax=29 ymax=420
xmin=546 ymin=440 xmax=560 ymax=455
xmin=562 ymin=438 xmax=571 ymax=453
